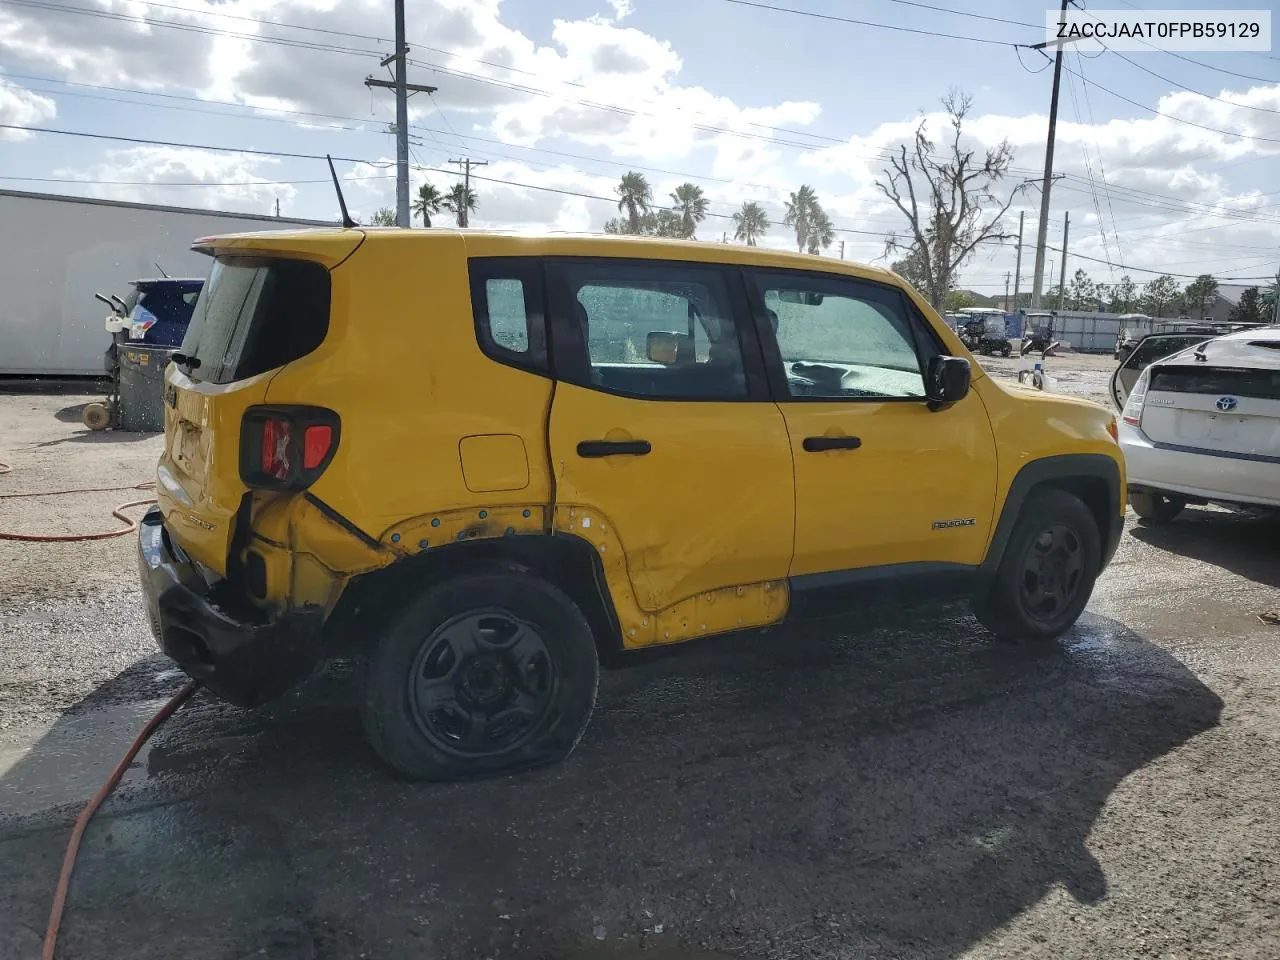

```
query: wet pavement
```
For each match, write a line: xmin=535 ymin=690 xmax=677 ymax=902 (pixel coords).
xmin=2 ymin=391 xmax=1279 ymax=960
xmin=1 ymin=507 xmax=1278 ymax=959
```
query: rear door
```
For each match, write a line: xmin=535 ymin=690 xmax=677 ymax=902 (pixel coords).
xmin=1140 ymin=364 xmax=1280 ymax=458
xmin=1110 ymin=333 xmax=1213 ymax=409
xmin=158 ymin=254 xmax=334 ymax=573
xmin=545 ymin=257 xmax=794 ymax=618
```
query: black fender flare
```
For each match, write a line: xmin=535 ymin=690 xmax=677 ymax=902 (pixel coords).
xmin=980 ymin=454 xmax=1124 ymax=578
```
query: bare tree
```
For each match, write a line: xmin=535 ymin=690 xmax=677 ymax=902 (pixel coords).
xmin=876 ymin=92 xmax=1025 ymax=310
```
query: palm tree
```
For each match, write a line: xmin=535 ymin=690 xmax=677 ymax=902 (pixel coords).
xmin=412 ymin=182 xmax=443 ymax=228
xmin=783 ymin=184 xmax=819 ymax=252
xmin=442 ymin=183 xmax=478 ymax=227
xmin=732 ymin=201 xmax=770 ymax=246
xmin=670 ymin=182 xmax=708 ymax=239
xmin=616 ymin=171 xmax=652 ymax=234
xmin=806 ymin=208 xmax=834 ymax=255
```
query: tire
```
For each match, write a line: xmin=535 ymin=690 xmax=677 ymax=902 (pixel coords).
xmin=1130 ymin=489 xmax=1185 ymax=524
xmin=971 ymin=488 xmax=1101 ymax=644
xmin=1001 ymin=343 xmax=1012 ymax=357
xmin=82 ymin=403 xmax=111 ymax=430
xmin=361 ymin=572 xmax=599 ymax=781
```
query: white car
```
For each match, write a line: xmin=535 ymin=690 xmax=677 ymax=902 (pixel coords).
xmin=1111 ymin=326 xmax=1280 ymax=522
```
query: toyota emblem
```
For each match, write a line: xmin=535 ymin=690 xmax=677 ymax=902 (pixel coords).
xmin=1216 ymin=396 xmax=1239 ymax=412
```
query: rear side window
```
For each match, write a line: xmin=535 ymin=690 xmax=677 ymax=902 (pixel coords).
xmin=547 ymin=259 xmax=747 ymax=401
xmin=179 ymin=257 xmax=329 ymax=385
xmin=469 ymin=258 xmax=547 ymax=373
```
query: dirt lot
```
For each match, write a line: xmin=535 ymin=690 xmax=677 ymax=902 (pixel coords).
xmin=1 ymin=361 xmax=1278 ymax=960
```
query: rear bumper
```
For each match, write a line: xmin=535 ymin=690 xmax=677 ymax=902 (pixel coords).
xmin=137 ymin=507 xmax=326 ymax=707
xmin=1119 ymin=423 xmax=1280 ymax=509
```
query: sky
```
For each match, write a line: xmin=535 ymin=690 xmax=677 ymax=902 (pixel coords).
xmin=2 ymin=0 xmax=1280 ymax=299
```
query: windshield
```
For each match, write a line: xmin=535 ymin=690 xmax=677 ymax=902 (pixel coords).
xmin=179 ymin=256 xmax=330 ymax=384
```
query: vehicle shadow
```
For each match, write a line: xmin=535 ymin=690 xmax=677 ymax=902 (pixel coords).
xmin=1129 ymin=507 xmax=1280 ymax=589
xmin=0 ymin=608 xmax=1223 ymax=960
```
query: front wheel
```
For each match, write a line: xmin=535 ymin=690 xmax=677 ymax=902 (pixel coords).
xmin=362 ymin=572 xmax=600 ymax=781
xmin=971 ymin=489 xmax=1101 ymax=643
xmin=1130 ymin=489 xmax=1184 ymax=523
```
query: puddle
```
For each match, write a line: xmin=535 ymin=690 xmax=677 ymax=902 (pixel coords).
xmin=0 ymin=698 xmax=170 ymax=817
xmin=558 ymin=946 xmax=742 ymax=960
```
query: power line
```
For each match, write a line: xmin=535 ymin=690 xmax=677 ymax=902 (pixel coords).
xmin=0 ymin=0 xmax=383 ymax=58
xmin=1063 ymin=62 xmax=1280 ymax=144
xmin=878 ymin=0 xmax=1039 ymax=29
xmin=1064 ymin=55 xmax=1114 ymax=276
xmin=710 ymin=0 xmax=1036 ymax=46
xmin=1044 ymin=243 xmax=1276 ymax=280
xmin=1111 ymin=49 xmax=1280 ymax=116
xmin=0 ymin=174 xmax=392 ymax=186
xmin=1073 ymin=55 xmax=1125 ymax=271
xmin=0 ymin=0 xmax=870 ymax=156
xmin=0 ymin=72 xmax=840 ymax=197
xmin=0 ymin=120 xmax=897 ymax=239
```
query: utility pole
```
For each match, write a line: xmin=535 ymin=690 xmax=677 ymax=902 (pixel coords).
xmin=1004 ymin=272 xmax=1011 ymax=310
xmin=447 ymin=158 xmax=488 ymax=227
xmin=274 ymin=196 xmax=280 ymax=218
xmin=365 ymin=0 xmax=437 ymax=228
xmin=1012 ymin=210 xmax=1024 ymax=310
xmin=839 ymin=240 xmax=845 ymax=260
xmin=1029 ymin=0 xmax=1073 ymax=309
xmin=1057 ymin=212 xmax=1070 ymax=310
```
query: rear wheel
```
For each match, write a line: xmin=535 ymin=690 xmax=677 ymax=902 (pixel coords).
xmin=362 ymin=572 xmax=599 ymax=781
xmin=1130 ymin=489 xmax=1185 ymax=523
xmin=972 ymin=489 xmax=1101 ymax=643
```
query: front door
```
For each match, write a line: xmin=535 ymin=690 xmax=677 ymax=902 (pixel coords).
xmin=744 ymin=267 xmax=998 ymax=578
xmin=545 ymin=257 xmax=794 ymax=616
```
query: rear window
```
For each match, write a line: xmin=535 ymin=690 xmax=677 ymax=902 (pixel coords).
xmin=179 ymin=257 xmax=329 ymax=384
xmin=1149 ymin=366 xmax=1280 ymax=400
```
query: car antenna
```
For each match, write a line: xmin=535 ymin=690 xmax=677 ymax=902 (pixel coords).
xmin=326 ymin=154 xmax=357 ymax=229
xmin=153 ymin=261 xmax=170 ymax=278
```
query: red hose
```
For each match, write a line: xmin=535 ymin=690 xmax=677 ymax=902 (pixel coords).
xmin=42 ymin=680 xmax=200 ymax=960
xmin=0 ymin=471 xmax=157 ymax=542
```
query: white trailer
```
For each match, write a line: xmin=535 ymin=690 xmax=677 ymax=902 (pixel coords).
xmin=0 ymin=190 xmax=332 ymax=376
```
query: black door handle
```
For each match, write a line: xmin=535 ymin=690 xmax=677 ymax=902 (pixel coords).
xmin=577 ymin=440 xmax=652 ymax=458
xmin=802 ymin=435 xmax=862 ymax=452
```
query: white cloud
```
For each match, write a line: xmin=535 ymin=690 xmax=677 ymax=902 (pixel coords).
xmin=608 ymin=0 xmax=634 ymax=22
xmin=0 ymin=78 xmax=55 ymax=139
xmin=54 ymin=146 xmax=297 ymax=214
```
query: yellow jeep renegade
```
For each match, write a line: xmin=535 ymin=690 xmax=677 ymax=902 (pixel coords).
xmin=138 ymin=228 xmax=1125 ymax=780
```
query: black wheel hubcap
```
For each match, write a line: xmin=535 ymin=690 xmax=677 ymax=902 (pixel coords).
xmin=408 ymin=611 xmax=556 ymax=757
xmin=1019 ymin=523 xmax=1085 ymax=623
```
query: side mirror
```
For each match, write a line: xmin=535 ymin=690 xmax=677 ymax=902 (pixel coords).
xmin=926 ymin=355 xmax=971 ymax=411
xmin=646 ymin=331 xmax=693 ymax=365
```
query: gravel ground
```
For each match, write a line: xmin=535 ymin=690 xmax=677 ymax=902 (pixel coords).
xmin=1 ymin=369 xmax=1278 ymax=960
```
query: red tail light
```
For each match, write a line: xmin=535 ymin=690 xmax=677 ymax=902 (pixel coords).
xmin=241 ymin=407 xmax=339 ymax=490
xmin=261 ymin=417 xmax=293 ymax=480
xmin=303 ymin=424 xmax=334 ymax=469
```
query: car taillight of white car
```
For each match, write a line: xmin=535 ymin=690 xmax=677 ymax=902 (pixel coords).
xmin=1121 ymin=368 xmax=1149 ymax=427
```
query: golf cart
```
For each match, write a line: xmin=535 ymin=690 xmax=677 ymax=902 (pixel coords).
xmin=956 ymin=309 xmax=1012 ymax=357
xmin=1021 ymin=311 xmax=1060 ymax=356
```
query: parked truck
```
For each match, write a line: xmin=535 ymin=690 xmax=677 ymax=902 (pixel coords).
xmin=0 ymin=189 xmax=330 ymax=376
